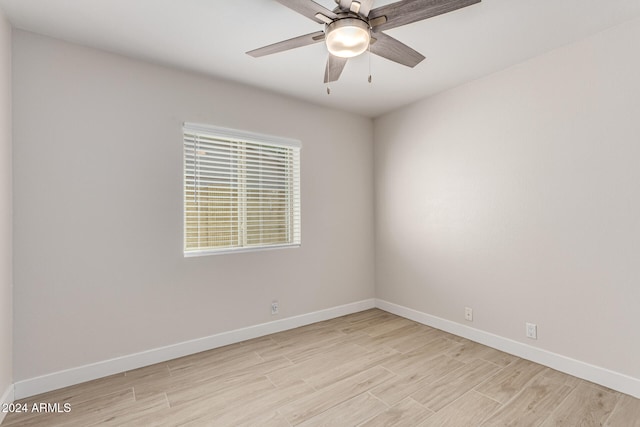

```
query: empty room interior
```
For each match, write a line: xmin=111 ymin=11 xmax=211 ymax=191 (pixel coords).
xmin=1 ymin=0 xmax=640 ymax=425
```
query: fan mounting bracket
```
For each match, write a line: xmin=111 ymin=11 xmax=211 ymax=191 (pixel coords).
xmin=369 ymin=15 xmax=387 ymax=28
xmin=314 ymin=13 xmax=333 ymax=24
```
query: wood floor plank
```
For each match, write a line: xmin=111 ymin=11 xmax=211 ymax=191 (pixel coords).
xmin=301 ymin=316 xmax=352 ymax=331
xmin=155 ymin=376 xmax=279 ymax=426
xmin=540 ymin=382 xmax=617 ymax=427
xmin=360 ymin=397 xmax=434 ymax=427
xmin=605 ymin=394 xmax=640 ymax=427
xmin=134 ymin=355 xmax=292 ymax=401
xmin=234 ymin=411 xmax=291 ymax=427
xmin=480 ymin=368 xmax=574 ymax=426
xmin=340 ymin=308 xmax=389 ymax=324
xmin=537 ymin=366 xmax=582 ymax=388
xmin=371 ymin=355 xmax=464 ymax=406
xmin=380 ymin=337 xmax=462 ymax=376
xmin=84 ymin=393 xmax=169 ymax=426
xmin=446 ymin=339 xmax=517 ymax=367
xmin=167 ymin=373 xmax=274 ymax=409
xmin=136 ymin=400 xmax=215 ymax=426
xmin=125 ymin=362 xmax=171 ymax=381
xmin=279 ymin=366 xmax=395 ymax=425
xmin=474 ymin=357 xmax=547 ymax=403
xmin=258 ymin=329 xmax=349 ymax=361
xmin=195 ymin=379 xmax=314 ymax=426
xmin=411 ymin=358 xmax=501 ymax=411
xmin=166 ymin=336 xmax=277 ymax=370
xmin=297 ymin=392 xmax=388 ymax=426
xmin=385 ymin=326 xmax=452 ymax=354
xmin=348 ymin=323 xmax=419 ymax=349
xmin=339 ymin=312 xmax=397 ymax=335
xmin=351 ymin=323 xmax=450 ymax=356
xmin=357 ymin=316 xmax=416 ymax=337
xmin=266 ymin=343 xmax=367 ymax=387
xmin=419 ymin=390 xmax=501 ymax=427
xmin=171 ymin=346 xmax=266 ymax=373
xmin=303 ymin=345 xmax=399 ymax=390
xmin=282 ymin=332 xmax=370 ymax=365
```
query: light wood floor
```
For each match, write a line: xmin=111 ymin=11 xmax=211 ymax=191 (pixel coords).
xmin=3 ymin=309 xmax=640 ymax=426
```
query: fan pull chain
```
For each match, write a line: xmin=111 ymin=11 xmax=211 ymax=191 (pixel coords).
xmin=327 ymin=54 xmax=331 ymax=95
xmin=368 ymin=27 xmax=372 ymax=84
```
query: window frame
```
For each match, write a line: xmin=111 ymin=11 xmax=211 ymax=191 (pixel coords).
xmin=183 ymin=122 xmax=301 ymax=257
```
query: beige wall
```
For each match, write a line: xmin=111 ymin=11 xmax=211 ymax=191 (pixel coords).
xmin=12 ymin=31 xmax=375 ymax=381
xmin=374 ymin=17 xmax=640 ymax=379
xmin=0 ymin=7 xmax=12 ymax=402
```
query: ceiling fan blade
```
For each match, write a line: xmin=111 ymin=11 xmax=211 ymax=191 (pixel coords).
xmin=276 ymin=0 xmax=338 ymax=24
xmin=324 ymin=55 xmax=348 ymax=83
xmin=369 ymin=32 xmax=425 ymax=67
xmin=369 ymin=0 xmax=481 ymax=32
xmin=246 ymin=31 xmax=325 ymax=58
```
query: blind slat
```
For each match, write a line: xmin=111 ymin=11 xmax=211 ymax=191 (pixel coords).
xmin=184 ymin=124 xmax=301 ymax=255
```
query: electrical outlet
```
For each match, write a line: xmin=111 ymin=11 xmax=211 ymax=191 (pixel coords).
xmin=464 ymin=307 xmax=473 ymax=322
xmin=271 ymin=301 xmax=279 ymax=315
xmin=526 ymin=322 xmax=537 ymax=339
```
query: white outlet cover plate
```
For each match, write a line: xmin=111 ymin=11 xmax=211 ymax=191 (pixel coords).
xmin=526 ymin=322 xmax=537 ymax=339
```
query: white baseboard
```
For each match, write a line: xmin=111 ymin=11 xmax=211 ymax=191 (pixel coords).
xmin=13 ymin=298 xmax=376 ymax=400
xmin=14 ymin=297 xmax=639 ymax=401
xmin=375 ymin=299 xmax=640 ymax=399
xmin=0 ymin=384 xmax=15 ymax=425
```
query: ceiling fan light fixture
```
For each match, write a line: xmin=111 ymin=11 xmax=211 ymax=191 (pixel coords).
xmin=325 ymin=18 xmax=370 ymax=58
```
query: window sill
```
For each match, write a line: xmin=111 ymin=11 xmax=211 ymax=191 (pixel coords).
xmin=184 ymin=243 xmax=301 ymax=257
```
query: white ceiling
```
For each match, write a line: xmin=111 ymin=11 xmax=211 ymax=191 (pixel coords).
xmin=1 ymin=0 xmax=640 ymax=117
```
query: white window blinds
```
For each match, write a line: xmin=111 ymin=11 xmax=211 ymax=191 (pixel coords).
xmin=183 ymin=123 xmax=301 ymax=256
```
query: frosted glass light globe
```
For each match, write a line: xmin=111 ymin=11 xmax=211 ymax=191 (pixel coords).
xmin=325 ymin=18 xmax=370 ymax=58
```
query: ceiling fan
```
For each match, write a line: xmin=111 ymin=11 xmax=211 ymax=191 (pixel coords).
xmin=247 ymin=0 xmax=481 ymax=83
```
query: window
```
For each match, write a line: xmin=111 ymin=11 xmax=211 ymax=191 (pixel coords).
xmin=183 ymin=123 xmax=301 ymax=256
